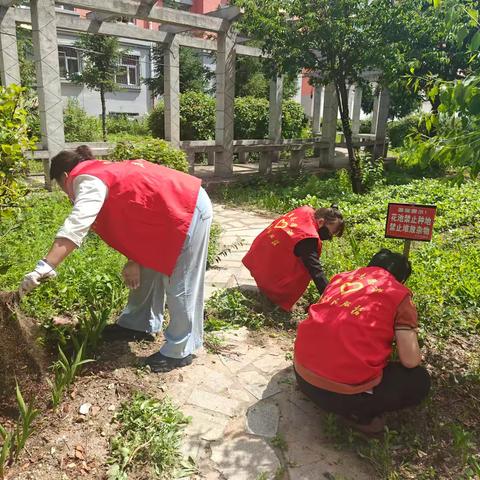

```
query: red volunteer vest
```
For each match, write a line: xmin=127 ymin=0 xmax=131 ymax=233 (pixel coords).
xmin=67 ymin=159 xmax=201 ymax=276
xmin=294 ymin=266 xmax=410 ymax=386
xmin=242 ymin=206 xmax=321 ymax=311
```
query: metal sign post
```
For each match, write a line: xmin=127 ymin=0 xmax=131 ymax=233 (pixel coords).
xmin=385 ymin=203 xmax=437 ymax=259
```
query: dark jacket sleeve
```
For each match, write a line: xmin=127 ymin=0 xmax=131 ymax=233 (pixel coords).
xmin=294 ymin=237 xmax=329 ymax=295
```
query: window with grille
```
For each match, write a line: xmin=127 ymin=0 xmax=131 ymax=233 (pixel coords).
xmin=58 ymin=46 xmax=80 ymax=79
xmin=116 ymin=55 xmax=140 ymax=87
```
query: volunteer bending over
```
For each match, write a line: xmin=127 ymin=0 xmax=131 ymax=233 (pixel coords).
xmin=242 ymin=205 xmax=344 ymax=311
xmin=20 ymin=146 xmax=213 ymax=372
xmin=294 ymin=249 xmax=430 ymax=434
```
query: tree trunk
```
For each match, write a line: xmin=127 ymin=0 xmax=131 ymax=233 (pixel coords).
xmin=100 ymin=87 xmax=107 ymax=142
xmin=335 ymin=80 xmax=363 ymax=194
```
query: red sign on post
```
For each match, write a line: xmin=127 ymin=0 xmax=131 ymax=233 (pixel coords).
xmin=385 ymin=203 xmax=436 ymax=241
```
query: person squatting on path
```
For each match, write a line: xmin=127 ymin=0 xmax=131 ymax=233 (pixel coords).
xmin=20 ymin=145 xmax=213 ymax=372
xmin=242 ymin=205 xmax=344 ymax=311
xmin=294 ymin=249 xmax=431 ymax=434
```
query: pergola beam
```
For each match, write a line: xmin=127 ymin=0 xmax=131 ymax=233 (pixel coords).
xmin=59 ymin=0 xmax=226 ymax=32
xmin=14 ymin=8 xmax=265 ymax=56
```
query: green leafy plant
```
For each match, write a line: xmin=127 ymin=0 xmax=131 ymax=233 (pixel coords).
xmin=49 ymin=343 xmax=94 ymax=408
xmin=0 ymin=84 xmax=36 ymax=220
xmin=0 ymin=383 xmax=39 ymax=478
xmin=107 ymin=392 xmax=190 ymax=479
xmin=106 ymin=114 xmax=150 ymax=136
xmin=205 ymin=288 xmax=267 ymax=331
xmin=111 ymin=138 xmax=189 ymax=173
xmin=148 ymin=92 xmax=307 ymax=141
xmin=63 ymin=98 xmax=101 ymax=142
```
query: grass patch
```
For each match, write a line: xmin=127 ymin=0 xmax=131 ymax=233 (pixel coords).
xmin=107 ymin=392 xmax=192 ymax=480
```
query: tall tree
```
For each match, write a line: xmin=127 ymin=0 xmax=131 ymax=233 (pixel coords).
xmin=235 ymin=0 xmax=395 ymax=193
xmin=72 ymin=34 xmax=125 ymax=141
xmin=387 ymin=0 xmax=479 ymax=114
xmin=145 ymin=46 xmax=214 ymax=96
xmin=235 ymin=56 xmax=298 ymax=99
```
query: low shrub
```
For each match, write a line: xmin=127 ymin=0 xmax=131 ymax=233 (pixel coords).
xmin=0 ymin=84 xmax=35 ymax=219
xmin=388 ymin=114 xmax=425 ymax=148
xmin=63 ymin=98 xmax=101 ymax=142
xmin=148 ymin=91 xmax=216 ymax=140
xmin=106 ymin=114 xmax=150 ymax=136
xmin=111 ymin=138 xmax=189 ymax=173
xmin=148 ymin=92 xmax=308 ymax=141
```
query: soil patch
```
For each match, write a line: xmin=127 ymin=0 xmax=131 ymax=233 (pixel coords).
xmin=0 ymin=292 xmax=49 ymax=412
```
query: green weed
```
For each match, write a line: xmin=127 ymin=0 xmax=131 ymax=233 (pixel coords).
xmin=0 ymin=383 xmax=39 ymax=478
xmin=107 ymin=392 xmax=190 ymax=479
xmin=48 ymin=343 xmax=94 ymax=409
xmin=270 ymin=434 xmax=288 ymax=451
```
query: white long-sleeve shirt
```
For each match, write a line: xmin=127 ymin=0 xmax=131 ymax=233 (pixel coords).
xmin=56 ymin=174 xmax=108 ymax=246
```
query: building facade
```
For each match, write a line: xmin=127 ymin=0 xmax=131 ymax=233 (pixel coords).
xmin=52 ymin=0 xmax=225 ymax=118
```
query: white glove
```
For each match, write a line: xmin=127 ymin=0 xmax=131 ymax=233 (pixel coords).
xmin=20 ymin=260 xmax=57 ymax=296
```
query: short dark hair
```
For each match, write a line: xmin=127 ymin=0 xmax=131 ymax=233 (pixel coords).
xmin=49 ymin=150 xmax=83 ymax=181
xmin=368 ymin=248 xmax=412 ymax=283
xmin=314 ymin=204 xmax=345 ymax=237
xmin=75 ymin=145 xmax=94 ymax=161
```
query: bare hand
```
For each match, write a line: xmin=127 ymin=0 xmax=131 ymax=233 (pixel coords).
xmin=122 ymin=261 xmax=141 ymax=289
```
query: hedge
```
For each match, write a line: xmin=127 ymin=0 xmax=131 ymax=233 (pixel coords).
xmin=111 ymin=138 xmax=189 ymax=173
xmin=148 ymin=91 xmax=308 ymax=141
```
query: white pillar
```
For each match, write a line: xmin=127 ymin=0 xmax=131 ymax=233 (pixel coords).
xmin=320 ymin=83 xmax=338 ymax=167
xmin=373 ymin=87 xmax=390 ymax=159
xmin=31 ymin=0 xmax=65 ymax=189
xmin=164 ymin=35 xmax=180 ymax=147
xmin=312 ymin=86 xmax=322 ymax=136
xmin=215 ymin=26 xmax=236 ymax=177
xmin=0 ymin=7 xmax=21 ymax=86
xmin=351 ymin=85 xmax=363 ymax=139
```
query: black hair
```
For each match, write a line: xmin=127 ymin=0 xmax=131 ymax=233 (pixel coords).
xmin=75 ymin=145 xmax=94 ymax=161
xmin=49 ymin=145 xmax=94 ymax=181
xmin=368 ymin=248 xmax=412 ymax=283
xmin=314 ymin=204 xmax=345 ymax=237
xmin=49 ymin=150 xmax=82 ymax=182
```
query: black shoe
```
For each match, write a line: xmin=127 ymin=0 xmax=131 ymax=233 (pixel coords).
xmin=102 ymin=324 xmax=156 ymax=342
xmin=143 ymin=352 xmax=193 ymax=372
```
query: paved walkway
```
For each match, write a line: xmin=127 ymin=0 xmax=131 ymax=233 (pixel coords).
xmin=173 ymin=204 xmax=375 ymax=479
xmin=204 ymin=203 xmax=275 ymax=299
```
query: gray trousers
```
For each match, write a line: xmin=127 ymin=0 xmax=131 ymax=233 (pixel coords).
xmin=117 ymin=187 xmax=213 ymax=358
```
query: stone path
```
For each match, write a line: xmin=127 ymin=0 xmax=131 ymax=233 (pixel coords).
xmin=204 ymin=203 xmax=275 ymax=299
xmin=169 ymin=203 xmax=376 ymax=479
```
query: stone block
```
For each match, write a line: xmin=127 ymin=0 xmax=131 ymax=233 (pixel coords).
xmin=210 ymin=434 xmax=281 ymax=480
xmin=187 ymin=389 xmax=240 ymax=417
xmin=246 ymin=400 xmax=279 ymax=438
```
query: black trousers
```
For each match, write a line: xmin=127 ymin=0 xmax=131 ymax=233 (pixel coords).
xmin=295 ymin=362 xmax=431 ymax=424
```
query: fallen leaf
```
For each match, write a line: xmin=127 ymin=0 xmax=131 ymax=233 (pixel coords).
xmin=91 ymin=406 xmax=100 ymax=416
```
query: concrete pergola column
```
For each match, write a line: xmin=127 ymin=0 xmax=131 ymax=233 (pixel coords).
xmin=370 ymin=84 xmax=379 ymax=134
xmin=164 ymin=35 xmax=180 ymax=148
xmin=312 ymin=86 xmax=323 ymax=136
xmin=351 ymin=85 xmax=363 ymax=139
xmin=31 ymin=0 xmax=65 ymax=189
xmin=320 ymin=83 xmax=338 ymax=167
xmin=268 ymin=75 xmax=283 ymax=164
xmin=215 ymin=26 xmax=236 ymax=177
xmin=0 ymin=7 xmax=21 ymax=86
xmin=373 ymin=87 xmax=390 ymax=159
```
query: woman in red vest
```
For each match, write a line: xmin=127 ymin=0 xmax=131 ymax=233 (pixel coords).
xmin=294 ymin=249 xmax=430 ymax=434
xmin=242 ymin=205 xmax=344 ymax=311
xmin=20 ymin=147 xmax=213 ymax=373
